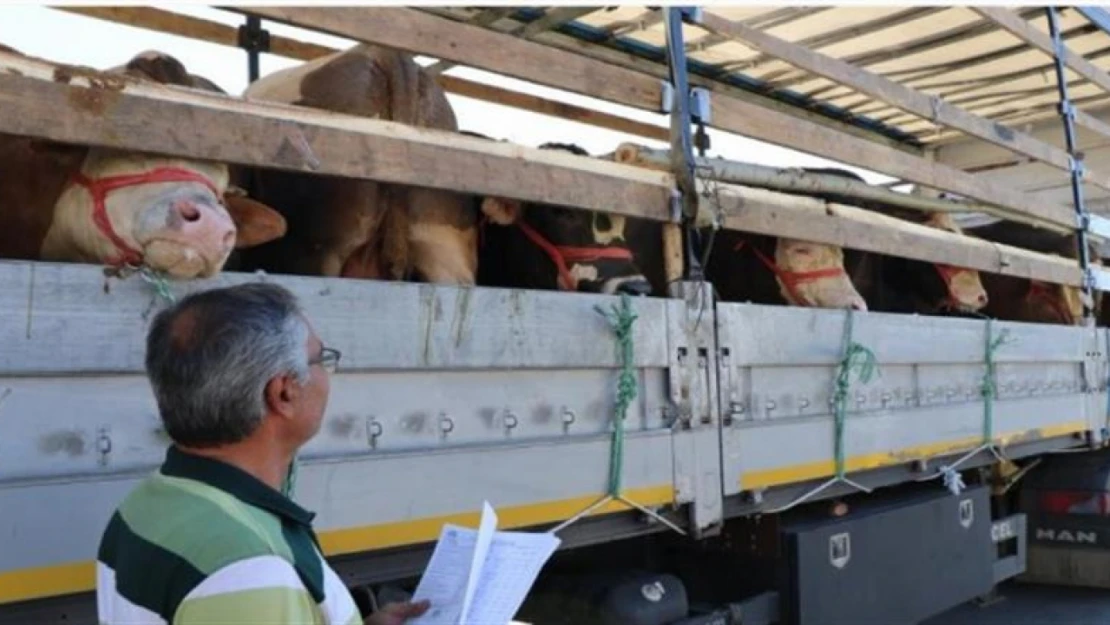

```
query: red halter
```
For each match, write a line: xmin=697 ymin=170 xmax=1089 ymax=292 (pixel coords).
xmin=509 ymin=220 xmax=633 ymax=291
xmin=734 ymin=240 xmax=846 ymax=307
xmin=70 ymin=166 xmax=221 ymax=267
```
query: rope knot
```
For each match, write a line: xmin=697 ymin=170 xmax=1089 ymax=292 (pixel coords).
xmin=594 ymin=292 xmax=639 ymax=497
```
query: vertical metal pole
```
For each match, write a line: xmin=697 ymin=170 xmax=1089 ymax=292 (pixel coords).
xmin=663 ymin=7 xmax=704 ymax=282
xmin=1047 ymin=7 xmax=1096 ymax=322
xmin=238 ymin=16 xmax=268 ymax=84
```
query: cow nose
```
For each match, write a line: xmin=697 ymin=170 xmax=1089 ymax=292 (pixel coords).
xmin=616 ymin=277 xmax=653 ymax=297
xmin=169 ymin=198 xmax=236 ymax=252
xmin=175 ymin=199 xmax=201 ymax=222
xmin=977 ymin=292 xmax=988 ymax=306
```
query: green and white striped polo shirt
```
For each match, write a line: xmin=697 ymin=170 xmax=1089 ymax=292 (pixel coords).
xmin=96 ymin=446 xmax=360 ymax=625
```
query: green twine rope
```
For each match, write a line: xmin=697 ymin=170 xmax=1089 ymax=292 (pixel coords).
xmin=595 ymin=292 xmax=639 ymax=498
xmin=136 ymin=265 xmax=177 ymax=304
xmin=981 ymin=319 xmax=1009 ymax=446
xmin=831 ymin=309 xmax=878 ymax=479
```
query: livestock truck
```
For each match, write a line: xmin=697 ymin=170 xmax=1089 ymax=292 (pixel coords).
xmin=5 ymin=5 xmax=1110 ymax=625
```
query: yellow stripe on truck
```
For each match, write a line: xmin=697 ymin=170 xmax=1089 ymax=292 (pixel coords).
xmin=0 ymin=484 xmax=676 ymax=605
xmin=739 ymin=422 xmax=1087 ymax=490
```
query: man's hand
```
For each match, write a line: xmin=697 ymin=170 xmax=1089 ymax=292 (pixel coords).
xmin=365 ymin=600 xmax=431 ymax=625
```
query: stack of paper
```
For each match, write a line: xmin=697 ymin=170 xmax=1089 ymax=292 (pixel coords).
xmin=408 ymin=502 xmax=561 ymax=625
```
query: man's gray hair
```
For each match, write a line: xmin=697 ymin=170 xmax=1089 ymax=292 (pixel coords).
xmin=145 ymin=282 xmax=311 ymax=447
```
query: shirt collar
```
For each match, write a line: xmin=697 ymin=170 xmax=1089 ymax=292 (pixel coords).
xmin=161 ymin=445 xmax=316 ymax=527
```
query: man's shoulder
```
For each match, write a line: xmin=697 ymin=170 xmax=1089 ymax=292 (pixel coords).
xmin=97 ymin=471 xmax=304 ymax=622
xmin=105 ymin=470 xmax=291 ymax=568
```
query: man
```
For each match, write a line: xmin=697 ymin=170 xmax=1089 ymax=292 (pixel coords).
xmin=95 ymin=282 xmax=430 ymax=625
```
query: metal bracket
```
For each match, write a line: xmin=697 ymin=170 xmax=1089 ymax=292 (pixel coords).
xmin=690 ymin=87 xmax=712 ymax=124
xmin=1083 ymin=213 xmax=1110 ymax=239
xmin=1059 ymin=100 xmax=1076 ymax=121
xmin=659 ymin=80 xmax=676 ymax=114
xmin=1071 ymin=154 xmax=1087 ymax=177
xmin=677 ymin=6 xmax=704 ymax=24
xmin=237 ymin=16 xmax=271 ymax=83
xmin=1087 ymin=265 xmax=1110 ymax=292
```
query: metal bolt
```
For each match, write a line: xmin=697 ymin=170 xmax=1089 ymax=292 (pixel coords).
xmin=562 ymin=408 xmax=576 ymax=425
xmin=367 ymin=418 xmax=383 ymax=446
xmin=439 ymin=415 xmax=454 ymax=434
xmin=504 ymin=411 xmax=518 ymax=430
xmin=765 ymin=399 xmax=777 ymax=411
xmin=97 ymin=427 xmax=112 ymax=466
xmin=799 ymin=397 xmax=811 ymax=410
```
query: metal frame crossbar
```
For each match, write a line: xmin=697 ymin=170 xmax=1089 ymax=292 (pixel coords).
xmin=1047 ymin=7 xmax=1108 ymax=316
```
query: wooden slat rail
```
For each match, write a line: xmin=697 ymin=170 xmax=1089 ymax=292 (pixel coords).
xmin=0 ymin=51 xmax=673 ymax=221
xmin=711 ymin=186 xmax=1084 ymax=288
xmin=1073 ymin=108 xmax=1110 ymax=141
xmin=973 ymin=7 xmax=1110 ymax=97
xmin=614 ymin=143 xmax=1084 ymax=287
xmin=698 ymin=10 xmax=1110 ymax=195
xmin=53 ymin=6 xmax=670 ymax=144
xmin=232 ymin=6 xmax=1079 ymax=234
xmin=0 ymin=50 xmax=1089 ymax=287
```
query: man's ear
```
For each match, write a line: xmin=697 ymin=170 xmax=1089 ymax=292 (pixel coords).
xmin=264 ymin=375 xmax=300 ymax=418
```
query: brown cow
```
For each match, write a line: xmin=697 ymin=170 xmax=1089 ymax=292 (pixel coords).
xmin=767 ymin=167 xmax=987 ymax=316
xmin=0 ymin=47 xmax=286 ymax=279
xmin=967 ymin=220 xmax=1100 ymax=325
xmin=232 ymin=44 xmax=479 ymax=285
xmin=604 ymin=147 xmax=867 ymax=307
xmin=474 ymin=139 xmax=653 ymax=295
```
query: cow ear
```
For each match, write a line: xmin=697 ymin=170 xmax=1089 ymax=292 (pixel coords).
xmin=223 ymin=194 xmax=287 ymax=249
xmin=481 ymin=197 xmax=521 ymax=225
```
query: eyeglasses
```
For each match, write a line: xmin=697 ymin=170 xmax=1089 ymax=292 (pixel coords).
xmin=309 ymin=346 xmax=342 ymax=374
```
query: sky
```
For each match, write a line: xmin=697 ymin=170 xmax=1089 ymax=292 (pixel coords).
xmin=0 ymin=4 xmax=898 ymax=186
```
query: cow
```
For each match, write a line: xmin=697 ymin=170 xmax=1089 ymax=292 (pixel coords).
xmin=0 ymin=46 xmax=287 ymax=279
xmin=703 ymin=229 xmax=867 ymax=310
xmin=472 ymin=138 xmax=654 ymax=296
xmin=966 ymin=220 xmax=1100 ymax=325
xmin=231 ymin=44 xmax=479 ymax=285
xmin=604 ymin=146 xmax=867 ymax=308
xmin=793 ymin=168 xmax=989 ymax=316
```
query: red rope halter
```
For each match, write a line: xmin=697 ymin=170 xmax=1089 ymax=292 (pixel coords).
xmin=734 ymin=240 xmax=846 ymax=307
xmin=70 ymin=166 xmax=220 ymax=267
xmin=511 ymin=220 xmax=633 ymax=291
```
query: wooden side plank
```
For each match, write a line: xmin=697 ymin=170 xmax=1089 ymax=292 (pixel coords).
xmin=235 ymin=7 xmax=1078 ymax=232
xmin=0 ymin=52 xmax=673 ymax=221
xmin=712 ymin=185 xmax=1083 ymax=287
xmin=1074 ymin=108 xmax=1110 ymax=141
xmin=54 ymin=6 xmax=670 ymax=144
xmin=697 ymin=11 xmax=1110 ymax=191
xmin=710 ymin=94 xmax=1076 ymax=231
xmin=235 ymin=6 xmax=664 ymax=112
xmin=972 ymin=7 xmax=1110 ymax=97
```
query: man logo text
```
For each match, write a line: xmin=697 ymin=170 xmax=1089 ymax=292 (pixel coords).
xmin=1035 ymin=528 xmax=1097 ymax=544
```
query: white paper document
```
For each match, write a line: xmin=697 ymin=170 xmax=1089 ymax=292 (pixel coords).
xmin=409 ymin=501 xmax=561 ymax=625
